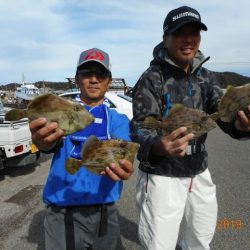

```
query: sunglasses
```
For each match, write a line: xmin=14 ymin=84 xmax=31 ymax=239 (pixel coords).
xmin=77 ymin=69 xmax=111 ymax=79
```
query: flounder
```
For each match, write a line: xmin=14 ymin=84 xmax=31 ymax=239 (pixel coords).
xmin=5 ymin=93 xmax=94 ymax=135
xmin=66 ymin=135 xmax=140 ymax=175
xmin=210 ymin=83 xmax=250 ymax=122
xmin=142 ymin=104 xmax=217 ymax=138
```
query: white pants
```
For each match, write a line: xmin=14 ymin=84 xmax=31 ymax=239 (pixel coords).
xmin=136 ymin=169 xmax=218 ymax=250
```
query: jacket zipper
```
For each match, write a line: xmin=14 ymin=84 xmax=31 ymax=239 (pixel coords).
xmin=187 ymin=75 xmax=195 ymax=108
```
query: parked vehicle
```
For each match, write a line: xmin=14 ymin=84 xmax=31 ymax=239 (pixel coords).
xmin=59 ymin=91 xmax=133 ymax=119
xmin=0 ymin=99 xmax=39 ymax=170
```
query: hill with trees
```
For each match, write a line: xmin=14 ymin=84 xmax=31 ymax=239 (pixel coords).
xmin=213 ymin=71 xmax=250 ymax=88
xmin=1 ymin=71 xmax=250 ymax=91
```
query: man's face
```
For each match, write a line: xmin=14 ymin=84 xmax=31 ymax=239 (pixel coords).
xmin=76 ymin=61 xmax=111 ymax=105
xmin=163 ymin=23 xmax=201 ymax=69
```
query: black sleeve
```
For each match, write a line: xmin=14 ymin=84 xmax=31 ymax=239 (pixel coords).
xmin=130 ymin=67 xmax=164 ymax=163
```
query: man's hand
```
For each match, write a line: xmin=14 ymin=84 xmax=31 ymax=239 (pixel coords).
xmin=102 ymin=159 xmax=134 ymax=181
xmin=235 ymin=105 xmax=250 ymax=132
xmin=152 ymin=127 xmax=194 ymax=157
xmin=29 ymin=117 xmax=64 ymax=151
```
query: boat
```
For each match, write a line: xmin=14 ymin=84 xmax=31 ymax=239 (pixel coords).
xmin=15 ymin=74 xmax=40 ymax=101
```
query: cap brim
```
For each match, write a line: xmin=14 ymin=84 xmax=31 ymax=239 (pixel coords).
xmin=77 ymin=59 xmax=111 ymax=72
xmin=167 ymin=20 xmax=207 ymax=34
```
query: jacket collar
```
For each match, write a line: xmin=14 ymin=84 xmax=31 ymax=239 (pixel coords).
xmin=151 ymin=41 xmax=210 ymax=73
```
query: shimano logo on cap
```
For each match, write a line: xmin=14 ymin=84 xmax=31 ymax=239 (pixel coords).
xmin=172 ymin=12 xmax=199 ymax=21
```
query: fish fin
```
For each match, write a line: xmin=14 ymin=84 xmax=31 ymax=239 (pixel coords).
xmin=142 ymin=116 xmax=160 ymax=129
xmin=223 ymin=85 xmax=235 ymax=95
xmin=169 ymin=104 xmax=185 ymax=114
xmin=209 ymin=112 xmax=221 ymax=121
xmin=66 ymin=158 xmax=82 ymax=174
xmin=81 ymin=135 xmax=100 ymax=157
xmin=226 ymin=85 xmax=233 ymax=90
xmin=219 ymin=116 xmax=231 ymax=123
xmin=84 ymin=165 xmax=104 ymax=175
xmin=124 ymin=142 xmax=140 ymax=163
xmin=5 ymin=109 xmax=28 ymax=121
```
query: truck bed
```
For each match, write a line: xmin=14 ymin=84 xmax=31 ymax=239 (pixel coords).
xmin=0 ymin=114 xmax=39 ymax=168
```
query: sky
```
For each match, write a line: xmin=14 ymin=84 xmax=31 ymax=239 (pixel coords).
xmin=0 ymin=0 xmax=250 ymax=87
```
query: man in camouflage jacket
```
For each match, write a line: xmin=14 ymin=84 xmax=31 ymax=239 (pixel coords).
xmin=131 ymin=6 xmax=250 ymax=250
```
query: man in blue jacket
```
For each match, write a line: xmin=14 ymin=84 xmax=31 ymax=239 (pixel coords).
xmin=30 ymin=48 xmax=134 ymax=250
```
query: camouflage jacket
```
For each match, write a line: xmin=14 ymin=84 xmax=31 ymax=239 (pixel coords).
xmin=131 ymin=42 xmax=248 ymax=177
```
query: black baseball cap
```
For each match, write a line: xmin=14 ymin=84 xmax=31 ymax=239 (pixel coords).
xmin=163 ymin=6 xmax=207 ymax=34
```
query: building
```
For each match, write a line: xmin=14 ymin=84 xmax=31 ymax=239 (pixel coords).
xmin=66 ymin=77 xmax=130 ymax=94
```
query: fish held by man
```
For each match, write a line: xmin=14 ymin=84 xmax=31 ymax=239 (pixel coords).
xmin=142 ymin=104 xmax=217 ymax=138
xmin=210 ymin=83 xmax=250 ymax=122
xmin=66 ymin=135 xmax=140 ymax=175
xmin=5 ymin=93 xmax=95 ymax=135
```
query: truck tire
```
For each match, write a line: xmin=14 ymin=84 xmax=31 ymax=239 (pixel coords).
xmin=0 ymin=156 xmax=4 ymax=170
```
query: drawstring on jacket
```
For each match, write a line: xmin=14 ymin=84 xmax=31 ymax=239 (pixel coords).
xmin=189 ymin=177 xmax=193 ymax=192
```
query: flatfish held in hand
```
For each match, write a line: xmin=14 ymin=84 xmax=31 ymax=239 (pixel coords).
xmin=66 ymin=135 xmax=140 ymax=175
xmin=142 ymin=104 xmax=217 ymax=138
xmin=210 ymin=83 xmax=250 ymax=122
xmin=5 ymin=93 xmax=95 ymax=135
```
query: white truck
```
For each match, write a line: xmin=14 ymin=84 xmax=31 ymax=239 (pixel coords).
xmin=0 ymin=100 xmax=39 ymax=170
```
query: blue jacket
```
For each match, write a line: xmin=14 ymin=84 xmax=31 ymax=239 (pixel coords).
xmin=43 ymin=102 xmax=130 ymax=206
